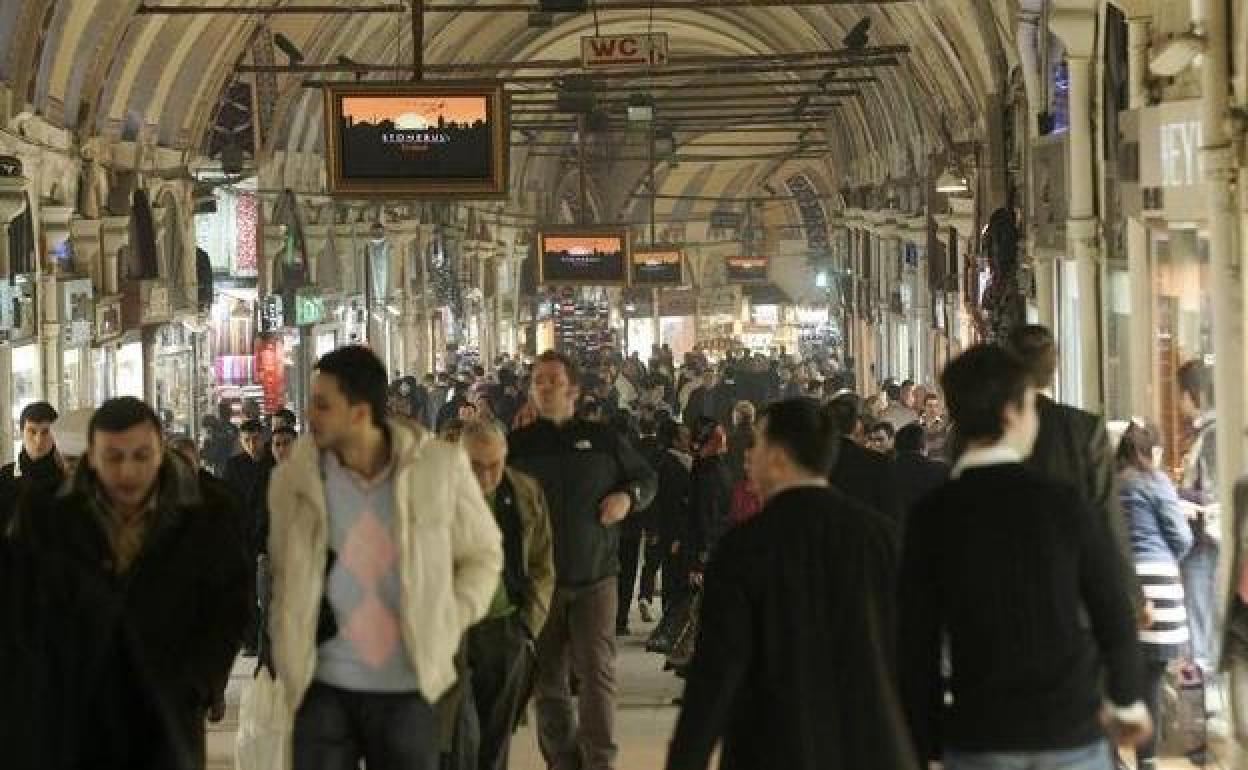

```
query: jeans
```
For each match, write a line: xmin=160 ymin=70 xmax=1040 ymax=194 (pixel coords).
xmin=536 ymin=577 xmax=619 ymax=770
xmin=465 ymin=615 xmax=536 ymax=770
xmin=945 ymin=741 xmax=1114 ymax=770
xmin=1182 ymin=536 xmax=1220 ymax=672
xmin=292 ymin=682 xmax=439 ymax=770
xmin=616 ymin=534 xmax=642 ymax=629
xmin=1137 ymin=659 xmax=1169 ymax=765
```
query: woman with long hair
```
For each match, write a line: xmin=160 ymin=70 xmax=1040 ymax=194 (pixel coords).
xmin=1117 ymin=419 xmax=1194 ymax=770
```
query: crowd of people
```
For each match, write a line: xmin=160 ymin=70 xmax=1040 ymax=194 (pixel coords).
xmin=0 ymin=325 xmax=1229 ymax=770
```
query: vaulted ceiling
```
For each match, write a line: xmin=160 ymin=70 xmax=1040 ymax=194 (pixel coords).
xmin=0 ymin=0 xmax=1019 ymax=229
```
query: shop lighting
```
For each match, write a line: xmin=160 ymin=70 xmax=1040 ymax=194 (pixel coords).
xmin=1149 ymin=34 xmax=1204 ymax=77
xmin=935 ymin=171 xmax=969 ymax=195
xmin=627 ymin=94 xmax=654 ymax=122
xmin=815 ymin=271 xmax=828 ymax=288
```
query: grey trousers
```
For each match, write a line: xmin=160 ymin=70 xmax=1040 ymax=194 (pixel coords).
xmin=535 ymin=577 xmax=619 ymax=770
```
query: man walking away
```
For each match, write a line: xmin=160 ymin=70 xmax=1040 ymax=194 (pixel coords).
xmin=267 ymin=346 xmax=502 ymax=770
xmin=899 ymin=345 xmax=1149 ymax=770
xmin=18 ymin=397 xmax=251 ymax=769
xmin=0 ymin=401 xmax=66 ymax=537
xmin=460 ymin=419 xmax=556 ymax=770
xmin=892 ymin=423 xmax=947 ymax=521
xmin=823 ymin=393 xmax=902 ymax=524
xmin=666 ymin=398 xmax=917 ymax=770
xmin=508 ymin=350 xmax=657 ymax=770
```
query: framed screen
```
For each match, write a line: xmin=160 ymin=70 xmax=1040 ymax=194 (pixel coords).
xmin=630 ymin=247 xmax=683 ymax=286
xmin=725 ymin=256 xmax=769 ymax=284
xmin=537 ymin=229 xmax=630 ymax=286
xmin=324 ymin=81 xmax=508 ymax=198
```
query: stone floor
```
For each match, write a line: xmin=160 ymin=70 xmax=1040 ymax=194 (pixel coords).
xmin=208 ymin=605 xmax=1211 ymax=770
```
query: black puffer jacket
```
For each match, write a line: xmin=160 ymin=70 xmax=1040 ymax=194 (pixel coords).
xmin=0 ymin=449 xmax=67 ymax=537
xmin=508 ymin=417 xmax=658 ymax=588
xmin=5 ymin=456 xmax=251 ymax=770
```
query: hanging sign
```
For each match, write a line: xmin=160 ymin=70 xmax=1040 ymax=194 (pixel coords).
xmin=254 ymin=334 xmax=287 ymax=413
xmin=581 ymin=32 xmax=669 ymax=70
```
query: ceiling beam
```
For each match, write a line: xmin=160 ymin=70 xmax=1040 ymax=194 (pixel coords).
xmin=524 ymin=152 xmax=824 ymax=161
xmin=425 ymin=0 xmax=910 ymax=9
xmin=137 ymin=3 xmax=406 ymax=12
xmin=510 ymin=90 xmax=859 ymax=103
xmin=241 ymin=49 xmax=904 ymax=74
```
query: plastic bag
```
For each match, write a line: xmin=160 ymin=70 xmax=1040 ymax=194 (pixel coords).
xmin=235 ymin=669 xmax=291 ymax=770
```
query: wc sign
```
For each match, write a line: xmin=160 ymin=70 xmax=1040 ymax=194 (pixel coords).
xmin=581 ymin=33 xmax=669 ymax=70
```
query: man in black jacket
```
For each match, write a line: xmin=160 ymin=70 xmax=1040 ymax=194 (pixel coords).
xmin=899 ymin=345 xmax=1149 ymax=768
xmin=0 ymin=401 xmax=66 ymax=537
xmin=667 ymin=398 xmax=917 ymax=770
xmin=1007 ymin=325 xmax=1136 ymax=597
xmin=508 ymin=350 xmax=657 ymax=770
xmin=11 ymin=397 xmax=251 ymax=769
xmin=823 ymin=393 xmax=902 ymax=524
xmin=892 ymin=423 xmax=947 ymax=521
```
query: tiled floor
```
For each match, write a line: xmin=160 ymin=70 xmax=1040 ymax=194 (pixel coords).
xmin=209 ymin=607 xmax=1218 ymax=770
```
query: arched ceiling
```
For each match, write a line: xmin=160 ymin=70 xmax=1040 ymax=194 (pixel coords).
xmin=1 ymin=0 xmax=1018 ymax=230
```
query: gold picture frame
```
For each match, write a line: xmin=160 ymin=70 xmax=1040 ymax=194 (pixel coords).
xmin=323 ymin=81 xmax=509 ymax=198
xmin=536 ymin=227 xmax=631 ymax=287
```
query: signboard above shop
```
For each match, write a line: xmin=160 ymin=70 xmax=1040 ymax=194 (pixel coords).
xmin=581 ymin=32 xmax=669 ymax=70
xmin=725 ymin=256 xmax=769 ymax=284
xmin=537 ymin=229 xmax=630 ymax=286
xmin=1138 ymin=99 xmax=1205 ymax=221
xmin=631 ymin=248 xmax=683 ymax=286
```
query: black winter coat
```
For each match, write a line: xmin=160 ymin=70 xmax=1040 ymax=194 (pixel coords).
xmin=4 ymin=457 xmax=251 ymax=770
xmin=688 ymin=454 xmax=733 ymax=568
xmin=509 ymin=417 xmax=658 ymax=587
xmin=0 ymin=449 xmax=67 ymax=537
xmin=892 ymin=451 xmax=949 ymax=523
xmin=666 ymin=485 xmax=919 ymax=770
xmin=830 ymin=437 xmax=902 ymax=525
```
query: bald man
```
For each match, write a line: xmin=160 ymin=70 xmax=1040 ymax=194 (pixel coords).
xmin=457 ymin=420 xmax=555 ymax=770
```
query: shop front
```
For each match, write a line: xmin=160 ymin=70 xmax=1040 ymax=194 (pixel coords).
xmin=5 ymin=276 xmax=39 ymax=460
xmin=1133 ymin=98 xmax=1213 ymax=470
xmin=91 ymin=295 xmax=124 ymax=403
xmin=58 ymin=279 xmax=94 ymax=412
xmin=146 ymin=321 xmax=196 ymax=437
xmin=657 ymin=288 xmax=697 ymax=361
xmin=290 ymin=287 xmax=329 ymax=418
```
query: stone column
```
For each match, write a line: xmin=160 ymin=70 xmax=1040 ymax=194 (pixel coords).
xmin=1050 ymin=4 xmax=1103 ymax=411
xmin=1125 ymin=8 xmax=1156 ymax=419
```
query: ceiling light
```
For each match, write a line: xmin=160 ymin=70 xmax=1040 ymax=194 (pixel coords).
xmin=935 ymin=171 xmax=969 ymax=195
xmin=628 ymin=93 xmax=654 ymax=122
xmin=1149 ymin=34 xmax=1205 ymax=77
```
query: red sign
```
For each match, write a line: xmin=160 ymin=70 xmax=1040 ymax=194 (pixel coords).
xmin=581 ymin=33 xmax=669 ymax=70
xmin=254 ymin=334 xmax=286 ymax=413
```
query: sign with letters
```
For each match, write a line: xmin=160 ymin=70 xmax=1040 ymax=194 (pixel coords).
xmin=1139 ymin=99 xmax=1205 ymax=220
xmin=581 ymin=33 xmax=669 ymax=70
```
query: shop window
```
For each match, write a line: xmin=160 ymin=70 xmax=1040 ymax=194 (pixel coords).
xmin=7 ymin=192 xmax=36 ymax=276
xmin=127 ymin=190 xmax=161 ymax=280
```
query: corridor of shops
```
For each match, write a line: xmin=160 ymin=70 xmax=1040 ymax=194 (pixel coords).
xmin=3 ymin=1 xmax=1248 ymax=769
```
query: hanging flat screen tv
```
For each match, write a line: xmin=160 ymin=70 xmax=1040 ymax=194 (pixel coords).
xmin=630 ymin=247 xmax=684 ymax=287
xmin=324 ymin=81 xmax=508 ymax=198
xmin=537 ymin=228 xmax=630 ymax=286
xmin=725 ymin=256 xmax=769 ymax=284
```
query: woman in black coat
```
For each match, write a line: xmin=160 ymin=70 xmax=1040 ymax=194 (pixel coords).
xmin=688 ymin=419 xmax=735 ymax=576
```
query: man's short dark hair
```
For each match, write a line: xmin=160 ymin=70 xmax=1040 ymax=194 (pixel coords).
xmin=895 ymin=423 xmax=925 ymax=454
xmin=239 ymin=419 xmax=264 ymax=435
xmin=20 ymin=401 xmax=58 ymax=429
xmin=885 ymin=382 xmax=902 ymax=402
xmin=1006 ymin=324 xmax=1059 ymax=389
xmin=273 ymin=426 xmax=298 ymax=440
xmin=1177 ymin=359 xmax=1213 ymax=409
xmin=89 ymin=397 xmax=163 ymax=444
xmin=868 ymin=421 xmax=895 ymax=440
xmin=760 ymin=398 xmax=839 ymax=476
xmin=272 ymin=408 xmax=296 ymax=425
xmin=940 ymin=345 xmax=1029 ymax=443
xmin=822 ymin=393 xmax=860 ymax=437
xmin=316 ymin=345 xmax=388 ymax=428
xmin=535 ymin=350 xmax=582 ymax=386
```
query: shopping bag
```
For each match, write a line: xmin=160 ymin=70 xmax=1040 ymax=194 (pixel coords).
xmin=235 ymin=669 xmax=291 ymax=770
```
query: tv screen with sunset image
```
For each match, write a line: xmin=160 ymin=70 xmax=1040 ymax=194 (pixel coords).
xmin=538 ymin=230 xmax=630 ymax=286
xmin=324 ymin=82 xmax=507 ymax=197
xmin=631 ymin=248 xmax=684 ymax=286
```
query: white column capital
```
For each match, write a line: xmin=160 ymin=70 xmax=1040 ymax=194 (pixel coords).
xmin=1049 ymin=6 xmax=1098 ymax=59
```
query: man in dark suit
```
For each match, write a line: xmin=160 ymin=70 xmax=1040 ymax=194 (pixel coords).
xmin=891 ymin=423 xmax=948 ymax=521
xmin=1006 ymin=326 xmax=1130 ymax=569
xmin=823 ymin=393 xmax=902 ymax=524
xmin=666 ymin=398 xmax=917 ymax=770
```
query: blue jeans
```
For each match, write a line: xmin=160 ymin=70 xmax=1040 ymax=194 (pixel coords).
xmin=945 ymin=741 xmax=1114 ymax=770
xmin=292 ymin=682 xmax=439 ymax=770
xmin=1182 ymin=536 xmax=1220 ymax=672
